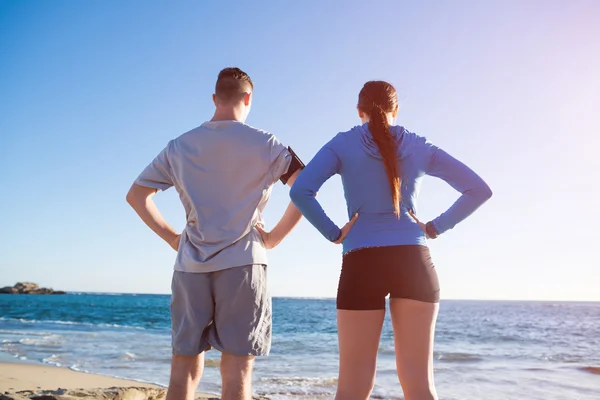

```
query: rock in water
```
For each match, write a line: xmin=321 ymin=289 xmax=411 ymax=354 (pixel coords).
xmin=15 ymin=282 xmax=39 ymax=293
xmin=0 ymin=282 xmax=66 ymax=295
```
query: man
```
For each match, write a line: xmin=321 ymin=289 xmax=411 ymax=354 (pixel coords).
xmin=126 ymin=67 xmax=304 ymax=400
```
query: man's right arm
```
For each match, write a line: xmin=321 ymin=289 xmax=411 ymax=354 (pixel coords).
xmin=126 ymin=184 xmax=181 ymax=251
xmin=127 ymin=141 xmax=180 ymax=251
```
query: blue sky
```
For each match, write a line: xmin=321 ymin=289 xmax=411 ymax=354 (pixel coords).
xmin=1 ymin=0 xmax=599 ymax=300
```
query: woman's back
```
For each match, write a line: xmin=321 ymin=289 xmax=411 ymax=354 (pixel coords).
xmin=291 ymin=123 xmax=492 ymax=253
xmin=289 ymin=80 xmax=492 ymax=400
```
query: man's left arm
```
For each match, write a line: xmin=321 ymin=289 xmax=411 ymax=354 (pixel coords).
xmin=256 ymin=146 xmax=304 ymax=249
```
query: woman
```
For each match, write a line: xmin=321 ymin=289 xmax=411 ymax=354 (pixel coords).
xmin=289 ymin=81 xmax=492 ymax=400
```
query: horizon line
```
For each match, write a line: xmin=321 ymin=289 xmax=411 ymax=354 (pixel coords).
xmin=48 ymin=291 xmax=600 ymax=303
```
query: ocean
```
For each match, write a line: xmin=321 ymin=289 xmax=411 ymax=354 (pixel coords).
xmin=1 ymin=294 xmax=598 ymax=399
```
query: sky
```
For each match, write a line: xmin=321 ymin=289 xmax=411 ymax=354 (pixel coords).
xmin=1 ymin=0 xmax=599 ymax=301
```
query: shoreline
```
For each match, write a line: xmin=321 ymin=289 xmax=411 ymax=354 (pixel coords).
xmin=0 ymin=360 xmax=223 ymax=399
xmin=0 ymin=361 xmax=158 ymax=392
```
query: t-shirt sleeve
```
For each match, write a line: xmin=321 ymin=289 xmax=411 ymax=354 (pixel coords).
xmin=268 ymin=135 xmax=293 ymax=185
xmin=134 ymin=141 xmax=175 ymax=191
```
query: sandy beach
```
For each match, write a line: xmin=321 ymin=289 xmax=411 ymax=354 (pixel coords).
xmin=0 ymin=362 xmax=225 ymax=399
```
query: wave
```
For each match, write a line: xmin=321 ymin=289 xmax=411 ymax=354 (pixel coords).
xmin=204 ymin=359 xmax=220 ymax=368
xmin=378 ymin=345 xmax=397 ymax=355
xmin=258 ymin=376 xmax=338 ymax=387
xmin=19 ymin=334 xmax=64 ymax=347
xmin=579 ymin=366 xmax=600 ymax=375
xmin=42 ymin=354 xmax=62 ymax=367
xmin=380 ymin=346 xmax=484 ymax=363
xmin=66 ymin=366 xmax=167 ymax=388
xmin=436 ymin=352 xmax=483 ymax=363
xmin=257 ymin=392 xmax=330 ymax=398
xmin=0 ymin=329 xmax=52 ymax=337
xmin=259 ymin=376 xmax=338 ymax=384
xmin=69 ymin=364 xmax=90 ymax=373
xmin=67 ymin=363 xmax=163 ymax=388
xmin=0 ymin=317 xmax=148 ymax=331
xmin=123 ymin=352 xmax=136 ymax=361
xmin=539 ymin=353 xmax=585 ymax=363
xmin=255 ymin=376 xmax=337 ymax=397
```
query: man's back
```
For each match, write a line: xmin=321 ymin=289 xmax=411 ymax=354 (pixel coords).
xmin=127 ymin=67 xmax=305 ymax=400
xmin=135 ymin=120 xmax=290 ymax=272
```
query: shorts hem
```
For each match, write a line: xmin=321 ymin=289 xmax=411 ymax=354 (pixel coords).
xmin=336 ymin=305 xmax=386 ymax=311
xmin=172 ymin=343 xmax=212 ymax=357
xmin=206 ymin=341 xmax=270 ymax=357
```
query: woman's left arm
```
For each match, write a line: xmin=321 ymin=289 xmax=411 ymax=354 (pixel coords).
xmin=425 ymin=146 xmax=493 ymax=236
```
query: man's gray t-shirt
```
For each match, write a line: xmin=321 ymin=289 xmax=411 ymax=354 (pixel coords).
xmin=135 ymin=120 xmax=291 ymax=273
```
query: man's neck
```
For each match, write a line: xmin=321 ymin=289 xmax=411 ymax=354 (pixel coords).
xmin=211 ymin=107 xmax=244 ymax=123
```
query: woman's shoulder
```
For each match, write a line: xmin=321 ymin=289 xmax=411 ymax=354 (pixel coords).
xmin=395 ymin=126 xmax=436 ymax=158
xmin=335 ymin=125 xmax=363 ymax=140
xmin=321 ymin=125 xmax=362 ymax=150
xmin=323 ymin=125 xmax=436 ymax=157
xmin=395 ymin=125 xmax=423 ymax=144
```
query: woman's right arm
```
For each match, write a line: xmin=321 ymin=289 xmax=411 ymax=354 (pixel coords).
xmin=290 ymin=145 xmax=343 ymax=242
xmin=425 ymin=144 xmax=493 ymax=237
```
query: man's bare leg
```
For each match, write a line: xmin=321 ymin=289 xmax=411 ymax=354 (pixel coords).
xmin=166 ymin=353 xmax=204 ymax=400
xmin=220 ymin=353 xmax=255 ymax=400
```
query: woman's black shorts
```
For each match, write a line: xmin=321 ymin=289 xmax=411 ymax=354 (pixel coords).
xmin=337 ymin=245 xmax=440 ymax=310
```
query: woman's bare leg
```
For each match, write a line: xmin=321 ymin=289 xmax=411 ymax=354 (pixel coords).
xmin=390 ymin=298 xmax=439 ymax=400
xmin=335 ymin=309 xmax=385 ymax=400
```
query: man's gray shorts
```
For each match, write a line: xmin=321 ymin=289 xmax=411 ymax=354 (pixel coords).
xmin=170 ymin=265 xmax=271 ymax=357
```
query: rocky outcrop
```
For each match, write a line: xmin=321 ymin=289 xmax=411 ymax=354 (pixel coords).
xmin=0 ymin=387 xmax=271 ymax=399
xmin=1 ymin=387 xmax=171 ymax=400
xmin=0 ymin=282 xmax=66 ymax=295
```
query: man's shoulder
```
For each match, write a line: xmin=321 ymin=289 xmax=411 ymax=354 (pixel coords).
xmin=171 ymin=125 xmax=206 ymax=143
xmin=170 ymin=122 xmax=283 ymax=152
xmin=236 ymin=124 xmax=289 ymax=154
xmin=238 ymin=123 xmax=279 ymax=142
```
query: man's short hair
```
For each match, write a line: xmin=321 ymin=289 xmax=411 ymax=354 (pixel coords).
xmin=215 ymin=67 xmax=254 ymax=104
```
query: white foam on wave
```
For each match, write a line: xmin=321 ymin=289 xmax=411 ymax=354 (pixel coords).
xmin=66 ymin=364 xmax=166 ymax=388
xmin=42 ymin=354 xmax=62 ymax=367
xmin=69 ymin=364 xmax=89 ymax=373
xmin=87 ymin=292 xmax=126 ymax=296
xmin=19 ymin=334 xmax=64 ymax=347
xmin=0 ymin=329 xmax=52 ymax=336
xmin=0 ymin=317 xmax=147 ymax=331
xmin=256 ymin=376 xmax=338 ymax=396
xmin=259 ymin=376 xmax=338 ymax=385
xmin=436 ymin=352 xmax=483 ymax=363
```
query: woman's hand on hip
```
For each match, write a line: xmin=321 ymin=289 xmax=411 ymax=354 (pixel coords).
xmin=408 ymin=210 xmax=431 ymax=239
xmin=334 ymin=213 xmax=359 ymax=244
